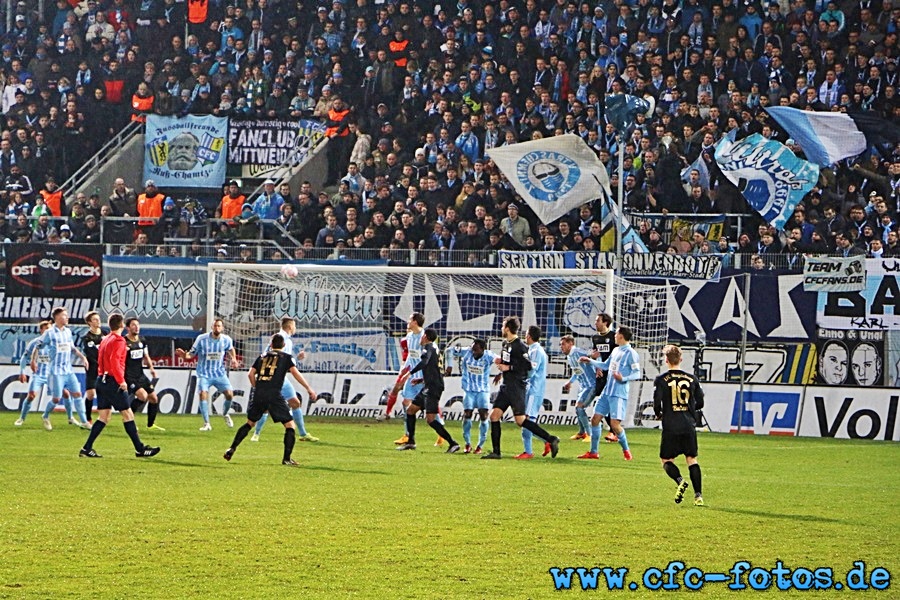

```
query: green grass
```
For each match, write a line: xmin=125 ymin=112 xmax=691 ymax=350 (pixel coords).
xmin=0 ymin=415 xmax=898 ymax=599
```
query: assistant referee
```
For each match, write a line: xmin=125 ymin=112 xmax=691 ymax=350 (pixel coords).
xmin=79 ymin=313 xmax=160 ymax=459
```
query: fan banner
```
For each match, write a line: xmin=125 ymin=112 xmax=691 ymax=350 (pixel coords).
xmin=816 ymin=258 xmax=900 ymax=330
xmin=497 ymin=251 xmax=615 ymax=270
xmin=622 ymin=253 xmax=722 ymax=282
xmin=815 ymin=329 xmax=887 ymax=387
xmin=227 ymin=119 xmax=326 ymax=179
xmin=803 ymin=256 xmax=867 ymax=292
xmin=144 ymin=115 xmax=227 ymax=188
xmin=487 ymin=134 xmax=610 ymax=224
xmin=4 ymin=243 xmax=102 ymax=299
xmin=714 ymin=130 xmax=819 ymax=230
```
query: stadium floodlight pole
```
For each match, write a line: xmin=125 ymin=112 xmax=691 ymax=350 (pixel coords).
xmin=737 ymin=272 xmax=751 ymax=433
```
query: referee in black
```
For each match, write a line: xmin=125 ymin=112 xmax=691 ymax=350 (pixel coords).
xmin=224 ymin=334 xmax=317 ymax=466
xmin=653 ymin=344 xmax=705 ymax=506
xmin=396 ymin=328 xmax=460 ymax=453
xmin=483 ymin=316 xmax=560 ymax=460
xmin=79 ymin=313 xmax=160 ymax=458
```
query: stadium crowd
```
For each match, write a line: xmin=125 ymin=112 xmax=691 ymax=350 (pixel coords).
xmin=0 ymin=0 xmax=898 ymax=263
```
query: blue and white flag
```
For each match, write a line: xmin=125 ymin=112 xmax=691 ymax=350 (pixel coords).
xmin=764 ymin=107 xmax=867 ymax=166
xmin=605 ymin=93 xmax=654 ymax=133
xmin=487 ymin=134 xmax=609 ymax=224
xmin=600 ymin=195 xmax=649 ymax=253
xmin=714 ymin=131 xmax=819 ymax=230
xmin=145 ymin=115 xmax=228 ymax=188
xmin=680 ymin=153 xmax=710 ymax=190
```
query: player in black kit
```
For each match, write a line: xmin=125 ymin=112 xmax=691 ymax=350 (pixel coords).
xmin=396 ymin=328 xmax=460 ymax=453
xmin=483 ymin=316 xmax=560 ymax=460
xmin=591 ymin=312 xmax=619 ymax=443
xmin=653 ymin=344 xmax=705 ymax=507
xmin=81 ymin=311 xmax=106 ymax=427
xmin=124 ymin=318 xmax=163 ymax=431
xmin=224 ymin=334 xmax=316 ymax=466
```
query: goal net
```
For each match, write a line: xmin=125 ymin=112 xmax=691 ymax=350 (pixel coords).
xmin=208 ymin=264 xmax=670 ymax=377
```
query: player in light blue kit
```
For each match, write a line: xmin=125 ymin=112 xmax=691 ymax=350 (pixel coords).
xmin=559 ymin=334 xmax=599 ymax=445
xmin=252 ymin=317 xmax=318 ymax=442
xmin=579 ymin=326 xmax=642 ymax=460
xmin=517 ymin=325 xmax=549 ymax=459
xmin=445 ymin=338 xmax=497 ymax=454
xmin=14 ymin=320 xmax=55 ymax=427
xmin=177 ymin=318 xmax=240 ymax=431
xmin=35 ymin=307 xmax=89 ymax=430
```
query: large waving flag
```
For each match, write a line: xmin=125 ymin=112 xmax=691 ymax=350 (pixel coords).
xmin=714 ymin=130 xmax=819 ymax=230
xmin=680 ymin=153 xmax=710 ymax=190
xmin=487 ymin=134 xmax=609 ymax=224
xmin=764 ymin=106 xmax=869 ymax=166
xmin=605 ymin=93 xmax=655 ymax=133
xmin=599 ymin=194 xmax=648 ymax=253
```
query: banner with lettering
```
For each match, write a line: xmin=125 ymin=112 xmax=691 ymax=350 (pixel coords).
xmin=816 ymin=258 xmax=900 ymax=330
xmin=101 ymin=256 xmax=207 ymax=335
xmin=623 ymin=253 xmax=722 ymax=282
xmin=227 ymin=119 xmax=326 ymax=179
xmin=497 ymin=251 xmax=615 ymax=270
xmin=4 ymin=243 xmax=102 ymax=300
xmin=144 ymin=115 xmax=227 ymax=188
xmin=803 ymin=255 xmax=867 ymax=292
xmin=816 ymin=328 xmax=887 ymax=387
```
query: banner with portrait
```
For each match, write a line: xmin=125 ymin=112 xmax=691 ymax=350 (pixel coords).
xmin=816 ymin=329 xmax=887 ymax=387
xmin=227 ymin=119 xmax=326 ymax=179
xmin=144 ymin=115 xmax=227 ymax=188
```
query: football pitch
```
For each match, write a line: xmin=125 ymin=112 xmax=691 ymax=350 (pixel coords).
xmin=1 ymin=416 xmax=897 ymax=599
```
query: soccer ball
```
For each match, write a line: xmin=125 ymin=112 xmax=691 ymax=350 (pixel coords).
xmin=280 ymin=264 xmax=299 ymax=279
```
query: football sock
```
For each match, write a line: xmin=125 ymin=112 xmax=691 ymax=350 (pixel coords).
xmin=83 ymin=420 xmax=106 ymax=450
xmin=147 ymin=402 xmax=159 ymax=427
xmin=123 ymin=420 xmax=144 ymax=451
xmin=405 ymin=412 xmax=417 ymax=444
xmin=255 ymin=413 xmax=269 ymax=434
xmin=478 ymin=419 xmax=488 ymax=447
xmin=521 ymin=418 xmax=552 ymax=442
xmin=73 ymin=396 xmax=87 ymax=423
xmin=462 ymin=418 xmax=472 ymax=445
xmin=42 ymin=400 xmax=55 ymax=419
xmin=84 ymin=396 xmax=93 ymax=421
xmin=385 ymin=391 xmax=398 ymax=415
xmin=291 ymin=404 xmax=307 ymax=436
xmin=689 ymin=463 xmax=702 ymax=495
xmin=617 ymin=429 xmax=629 ymax=451
xmin=663 ymin=462 xmax=683 ymax=483
xmin=575 ymin=406 xmax=589 ymax=435
xmin=231 ymin=423 xmax=252 ymax=450
xmin=590 ymin=424 xmax=602 ymax=454
xmin=131 ymin=398 xmax=146 ymax=414
xmin=199 ymin=400 xmax=210 ymax=424
xmin=428 ymin=419 xmax=455 ymax=446
xmin=63 ymin=396 xmax=73 ymax=420
xmin=19 ymin=399 xmax=32 ymax=421
xmin=490 ymin=421 xmax=501 ymax=454
xmin=222 ymin=397 xmax=233 ymax=417
xmin=283 ymin=428 xmax=296 ymax=462
xmin=521 ymin=426 xmax=533 ymax=454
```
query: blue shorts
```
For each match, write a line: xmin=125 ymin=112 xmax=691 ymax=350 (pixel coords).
xmin=463 ymin=391 xmax=490 ymax=411
xmin=576 ymin=385 xmax=597 ymax=408
xmin=198 ymin=375 xmax=233 ymax=394
xmin=281 ymin=380 xmax=298 ymax=401
xmin=49 ymin=373 xmax=81 ymax=399
xmin=525 ymin=391 xmax=544 ymax=419
xmin=401 ymin=377 xmax=424 ymax=401
xmin=595 ymin=394 xmax=628 ymax=421
xmin=29 ymin=375 xmax=48 ymax=394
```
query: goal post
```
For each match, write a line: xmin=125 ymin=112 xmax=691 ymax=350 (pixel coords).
xmin=207 ymin=263 xmax=667 ymax=376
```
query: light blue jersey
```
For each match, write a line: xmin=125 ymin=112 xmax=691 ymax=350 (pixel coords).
xmin=403 ymin=330 xmax=424 ymax=371
xmin=20 ymin=337 xmax=51 ymax=380
xmin=525 ymin=341 xmax=548 ymax=417
xmin=191 ymin=333 xmax=234 ymax=379
xmin=38 ymin=326 xmax=76 ymax=374
xmin=588 ymin=343 xmax=642 ymax=399
xmin=445 ymin=346 xmax=497 ymax=393
xmin=566 ymin=346 xmax=598 ymax=392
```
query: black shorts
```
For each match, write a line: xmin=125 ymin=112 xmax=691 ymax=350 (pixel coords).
xmin=126 ymin=375 xmax=154 ymax=395
xmin=411 ymin=388 xmax=443 ymax=414
xmin=85 ymin=370 xmax=99 ymax=390
xmin=248 ymin=392 xmax=292 ymax=424
xmin=493 ymin=384 xmax=526 ymax=417
xmin=660 ymin=429 xmax=699 ymax=460
xmin=95 ymin=378 xmax=131 ymax=412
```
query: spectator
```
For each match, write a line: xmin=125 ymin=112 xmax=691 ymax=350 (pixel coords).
xmin=109 ymin=178 xmax=137 ymax=216
xmin=499 ymin=203 xmax=531 ymax=246
xmin=218 ymin=180 xmax=245 ymax=220
xmin=136 ymin=179 xmax=165 ymax=242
